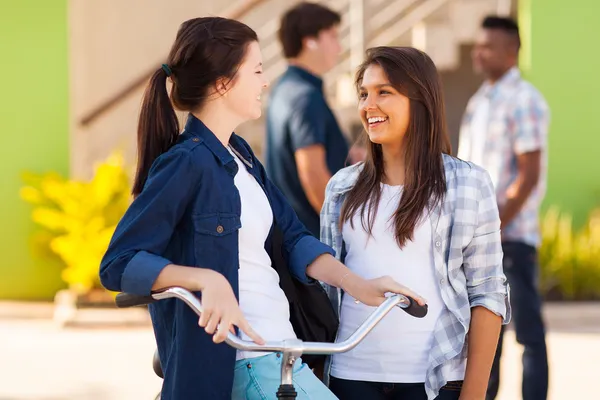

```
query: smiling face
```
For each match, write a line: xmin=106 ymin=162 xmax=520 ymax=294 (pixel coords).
xmin=358 ymin=63 xmax=410 ymax=147
xmin=222 ymin=41 xmax=269 ymax=121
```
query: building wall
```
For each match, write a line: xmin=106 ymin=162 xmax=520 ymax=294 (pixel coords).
xmin=0 ymin=0 xmax=70 ymax=299
xmin=520 ymin=0 xmax=600 ymax=225
xmin=68 ymin=0 xmax=310 ymax=180
xmin=68 ymin=0 xmax=236 ymax=180
xmin=69 ymin=0 xmax=497 ymax=177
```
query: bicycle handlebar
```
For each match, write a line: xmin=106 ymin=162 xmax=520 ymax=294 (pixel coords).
xmin=116 ymin=286 xmax=428 ymax=355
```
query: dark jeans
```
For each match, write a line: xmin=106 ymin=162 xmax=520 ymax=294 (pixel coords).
xmin=487 ymin=241 xmax=549 ymax=400
xmin=329 ymin=377 xmax=462 ymax=400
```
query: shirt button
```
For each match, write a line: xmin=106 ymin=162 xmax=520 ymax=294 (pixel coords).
xmin=440 ymin=279 xmax=446 ymax=285
xmin=192 ymin=137 xmax=200 ymax=142
xmin=216 ymin=225 xmax=224 ymax=234
xmin=435 ymin=241 xmax=441 ymax=247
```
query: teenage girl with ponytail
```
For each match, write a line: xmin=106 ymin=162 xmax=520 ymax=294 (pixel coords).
xmin=99 ymin=17 xmax=423 ymax=400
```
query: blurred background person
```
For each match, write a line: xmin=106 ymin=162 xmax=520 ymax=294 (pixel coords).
xmin=264 ymin=2 xmax=349 ymax=238
xmin=457 ymin=15 xmax=550 ymax=400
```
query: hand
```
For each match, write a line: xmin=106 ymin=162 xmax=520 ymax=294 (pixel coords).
xmin=196 ymin=270 xmax=265 ymax=345
xmin=347 ymin=275 xmax=427 ymax=307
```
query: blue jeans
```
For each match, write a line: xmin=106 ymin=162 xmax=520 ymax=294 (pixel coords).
xmin=487 ymin=241 xmax=549 ymax=400
xmin=232 ymin=353 xmax=338 ymax=399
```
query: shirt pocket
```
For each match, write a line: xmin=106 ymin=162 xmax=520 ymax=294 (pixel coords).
xmin=192 ymin=213 xmax=241 ymax=272
xmin=193 ymin=213 xmax=241 ymax=236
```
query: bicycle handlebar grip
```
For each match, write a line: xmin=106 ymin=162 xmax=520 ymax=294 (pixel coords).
xmin=401 ymin=296 xmax=428 ymax=318
xmin=115 ymin=292 xmax=156 ymax=308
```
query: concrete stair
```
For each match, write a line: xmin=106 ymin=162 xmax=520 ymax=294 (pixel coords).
xmin=236 ymin=0 xmax=503 ymax=156
xmin=71 ymin=0 xmax=510 ymax=176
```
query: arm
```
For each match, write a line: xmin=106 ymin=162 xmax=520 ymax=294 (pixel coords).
xmin=499 ymin=150 xmax=541 ymax=228
xmin=461 ymin=307 xmax=502 ymax=399
xmin=151 ymin=264 xmax=216 ymax=292
xmin=306 ymin=253 xmax=426 ymax=307
xmin=99 ymin=148 xmax=262 ymax=343
xmin=99 ymin=148 xmax=202 ymax=295
xmin=289 ymin=95 xmax=333 ymax=213
xmin=461 ymin=168 xmax=510 ymax=399
xmin=501 ymin=91 xmax=548 ymax=228
xmin=295 ymin=145 xmax=331 ymax=212
xmin=252 ymin=150 xmax=426 ymax=306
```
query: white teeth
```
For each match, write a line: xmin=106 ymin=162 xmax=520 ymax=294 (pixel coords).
xmin=257 ymin=95 xmax=261 ymax=100
xmin=368 ymin=116 xmax=387 ymax=124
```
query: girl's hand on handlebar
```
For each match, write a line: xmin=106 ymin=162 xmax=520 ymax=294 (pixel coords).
xmin=196 ymin=270 xmax=265 ymax=345
xmin=350 ymin=275 xmax=427 ymax=307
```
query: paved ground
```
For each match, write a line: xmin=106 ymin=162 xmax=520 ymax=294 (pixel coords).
xmin=0 ymin=302 xmax=597 ymax=399
xmin=0 ymin=321 xmax=161 ymax=400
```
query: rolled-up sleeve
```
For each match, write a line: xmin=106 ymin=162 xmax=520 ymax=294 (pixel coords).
xmin=99 ymin=148 xmax=201 ymax=295
xmin=463 ymin=168 xmax=511 ymax=324
xmin=288 ymin=235 xmax=335 ymax=281
xmin=511 ymin=91 xmax=549 ymax=155
xmin=319 ymin=178 xmax=335 ymax=248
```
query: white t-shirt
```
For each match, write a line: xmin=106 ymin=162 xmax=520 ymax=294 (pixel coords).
xmin=460 ymin=93 xmax=491 ymax=168
xmin=468 ymin=95 xmax=490 ymax=168
xmin=330 ymin=184 xmax=466 ymax=383
xmin=228 ymin=147 xmax=297 ymax=360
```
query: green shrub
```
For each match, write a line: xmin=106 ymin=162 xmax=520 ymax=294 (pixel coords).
xmin=539 ymin=206 xmax=600 ymax=301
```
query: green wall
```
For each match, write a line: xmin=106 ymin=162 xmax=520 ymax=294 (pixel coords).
xmin=0 ymin=1 xmax=69 ymax=300
xmin=520 ymin=0 xmax=600 ymax=226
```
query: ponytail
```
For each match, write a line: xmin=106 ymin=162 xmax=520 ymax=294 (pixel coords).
xmin=132 ymin=67 xmax=180 ymax=197
xmin=132 ymin=17 xmax=259 ymax=196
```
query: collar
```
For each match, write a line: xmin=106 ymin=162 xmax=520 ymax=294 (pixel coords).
xmin=182 ymin=113 xmax=253 ymax=169
xmin=329 ymin=154 xmax=457 ymax=195
xmin=328 ymin=163 xmax=363 ymax=195
xmin=286 ymin=65 xmax=324 ymax=91
xmin=482 ymin=66 xmax=521 ymax=98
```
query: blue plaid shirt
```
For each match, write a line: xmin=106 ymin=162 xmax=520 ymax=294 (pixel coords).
xmin=457 ymin=67 xmax=550 ymax=247
xmin=320 ymin=154 xmax=511 ymax=399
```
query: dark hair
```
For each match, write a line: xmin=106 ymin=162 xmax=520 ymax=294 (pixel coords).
xmin=341 ymin=47 xmax=452 ymax=248
xmin=278 ymin=2 xmax=341 ymax=58
xmin=133 ymin=17 xmax=258 ymax=196
xmin=482 ymin=15 xmax=521 ymax=49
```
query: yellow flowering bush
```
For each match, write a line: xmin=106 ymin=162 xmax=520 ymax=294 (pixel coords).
xmin=20 ymin=152 xmax=131 ymax=295
xmin=539 ymin=206 xmax=600 ymax=300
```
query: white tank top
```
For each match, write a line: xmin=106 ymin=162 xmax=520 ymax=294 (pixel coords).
xmin=331 ymin=184 xmax=466 ymax=382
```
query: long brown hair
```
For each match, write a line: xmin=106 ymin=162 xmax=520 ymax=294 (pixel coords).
xmin=341 ymin=47 xmax=452 ymax=247
xmin=133 ymin=17 xmax=258 ymax=196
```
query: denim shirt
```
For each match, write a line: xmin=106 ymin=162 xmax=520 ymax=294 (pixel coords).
xmin=320 ymin=154 xmax=511 ymax=400
xmin=99 ymin=114 xmax=334 ymax=400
